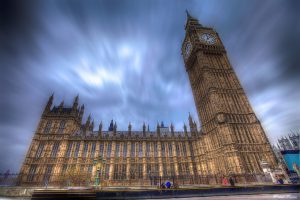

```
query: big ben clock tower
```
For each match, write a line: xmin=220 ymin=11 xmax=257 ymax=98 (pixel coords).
xmin=182 ymin=11 xmax=277 ymax=176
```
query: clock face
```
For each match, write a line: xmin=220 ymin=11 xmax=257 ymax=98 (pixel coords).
xmin=199 ymin=33 xmax=216 ymax=45
xmin=184 ymin=41 xmax=192 ymax=59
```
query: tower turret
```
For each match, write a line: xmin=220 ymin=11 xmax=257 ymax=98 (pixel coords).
xmin=79 ymin=104 xmax=84 ymax=121
xmin=44 ymin=93 xmax=54 ymax=114
xmin=108 ymin=120 xmax=114 ymax=131
xmin=58 ymin=100 xmax=64 ymax=112
xmin=183 ymin=123 xmax=187 ymax=134
xmin=156 ymin=122 xmax=160 ymax=137
xmin=143 ymin=122 xmax=146 ymax=137
xmin=113 ymin=121 xmax=117 ymax=133
xmin=128 ymin=122 xmax=132 ymax=137
xmin=170 ymin=123 xmax=175 ymax=137
xmin=90 ymin=120 xmax=94 ymax=131
xmin=98 ymin=121 xmax=103 ymax=137
xmin=72 ymin=95 xmax=79 ymax=111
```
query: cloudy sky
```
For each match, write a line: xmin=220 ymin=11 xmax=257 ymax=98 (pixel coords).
xmin=0 ymin=0 xmax=299 ymax=172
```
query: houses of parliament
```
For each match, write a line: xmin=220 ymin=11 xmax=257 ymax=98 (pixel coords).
xmin=19 ymin=13 xmax=277 ymax=186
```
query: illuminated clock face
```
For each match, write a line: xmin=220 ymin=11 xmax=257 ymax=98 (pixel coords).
xmin=199 ymin=33 xmax=216 ymax=45
xmin=184 ymin=41 xmax=192 ymax=58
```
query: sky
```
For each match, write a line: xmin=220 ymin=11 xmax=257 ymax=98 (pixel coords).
xmin=0 ymin=0 xmax=299 ymax=172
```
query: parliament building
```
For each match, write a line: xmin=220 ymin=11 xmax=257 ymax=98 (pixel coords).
xmin=19 ymin=13 xmax=277 ymax=186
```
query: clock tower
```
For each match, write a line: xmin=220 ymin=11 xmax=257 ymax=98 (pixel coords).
xmin=182 ymin=11 xmax=277 ymax=175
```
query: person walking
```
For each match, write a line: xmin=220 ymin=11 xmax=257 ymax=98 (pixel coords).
xmin=229 ymin=176 xmax=235 ymax=186
xmin=222 ymin=177 xmax=228 ymax=186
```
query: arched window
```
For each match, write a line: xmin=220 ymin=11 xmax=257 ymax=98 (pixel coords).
xmin=74 ymin=142 xmax=80 ymax=158
xmin=123 ymin=143 xmax=127 ymax=157
xmin=91 ymin=143 xmax=96 ymax=158
xmin=65 ymin=142 xmax=73 ymax=158
xmin=35 ymin=143 xmax=44 ymax=158
xmin=57 ymin=120 xmax=66 ymax=134
xmin=82 ymin=143 xmax=88 ymax=158
xmin=107 ymin=143 xmax=112 ymax=158
xmin=131 ymin=143 xmax=135 ymax=157
xmin=138 ymin=143 xmax=143 ymax=157
xmin=50 ymin=142 xmax=60 ymax=157
xmin=99 ymin=143 xmax=104 ymax=157
xmin=44 ymin=121 xmax=52 ymax=134
xmin=115 ymin=143 xmax=120 ymax=157
xmin=168 ymin=143 xmax=173 ymax=157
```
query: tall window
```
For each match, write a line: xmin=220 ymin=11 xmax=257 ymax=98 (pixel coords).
xmin=182 ymin=143 xmax=187 ymax=156
xmin=154 ymin=143 xmax=158 ymax=157
xmin=115 ymin=143 xmax=120 ymax=157
xmin=130 ymin=164 xmax=135 ymax=179
xmin=88 ymin=165 xmax=93 ymax=173
xmin=131 ymin=143 xmax=135 ymax=157
xmin=65 ymin=142 xmax=73 ymax=158
xmin=176 ymin=143 xmax=180 ymax=156
xmin=57 ymin=120 xmax=66 ymax=134
xmin=161 ymin=143 xmax=165 ymax=157
xmin=35 ymin=143 xmax=44 ymax=158
xmin=178 ymin=163 xmax=183 ymax=175
xmin=123 ymin=143 xmax=127 ymax=157
xmin=138 ymin=143 xmax=143 ymax=157
xmin=113 ymin=164 xmax=119 ymax=180
xmin=74 ymin=142 xmax=80 ymax=158
xmin=146 ymin=143 xmax=150 ymax=157
xmin=44 ymin=121 xmax=52 ymax=134
xmin=27 ymin=165 xmax=37 ymax=181
xmin=107 ymin=143 xmax=112 ymax=158
xmin=170 ymin=164 xmax=175 ymax=176
xmin=105 ymin=164 xmax=110 ymax=179
xmin=50 ymin=142 xmax=60 ymax=157
xmin=43 ymin=165 xmax=53 ymax=183
xmin=154 ymin=164 xmax=159 ymax=176
xmin=61 ymin=164 xmax=68 ymax=174
xmin=168 ymin=143 xmax=173 ymax=157
xmin=82 ymin=143 xmax=88 ymax=158
xmin=91 ymin=142 xmax=96 ymax=158
xmin=99 ymin=143 xmax=104 ymax=157
xmin=163 ymin=163 xmax=167 ymax=176
xmin=185 ymin=163 xmax=190 ymax=175
xmin=147 ymin=164 xmax=151 ymax=174
xmin=121 ymin=164 xmax=126 ymax=179
xmin=138 ymin=163 xmax=143 ymax=179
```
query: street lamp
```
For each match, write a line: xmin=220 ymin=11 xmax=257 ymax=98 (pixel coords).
xmin=93 ymin=156 xmax=106 ymax=187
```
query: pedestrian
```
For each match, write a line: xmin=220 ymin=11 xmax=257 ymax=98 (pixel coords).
xmin=222 ymin=177 xmax=228 ymax=186
xmin=229 ymin=176 xmax=235 ymax=186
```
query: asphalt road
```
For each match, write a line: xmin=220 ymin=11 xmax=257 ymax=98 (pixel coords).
xmin=153 ymin=193 xmax=300 ymax=200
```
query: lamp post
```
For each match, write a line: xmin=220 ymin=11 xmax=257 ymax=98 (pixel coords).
xmin=93 ymin=156 xmax=106 ymax=188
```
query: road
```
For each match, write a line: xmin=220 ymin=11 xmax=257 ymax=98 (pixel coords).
xmin=150 ymin=193 xmax=299 ymax=200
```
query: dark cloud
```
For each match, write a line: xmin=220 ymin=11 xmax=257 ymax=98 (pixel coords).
xmin=0 ymin=0 xmax=299 ymax=172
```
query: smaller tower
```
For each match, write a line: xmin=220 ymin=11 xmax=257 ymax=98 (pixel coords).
xmin=170 ymin=123 xmax=175 ymax=137
xmin=183 ymin=123 xmax=188 ymax=136
xmin=108 ymin=120 xmax=114 ymax=132
xmin=44 ymin=93 xmax=54 ymax=114
xmin=79 ymin=104 xmax=84 ymax=121
xmin=156 ymin=122 xmax=160 ymax=137
xmin=128 ymin=122 xmax=132 ymax=137
xmin=98 ymin=121 xmax=103 ymax=137
xmin=72 ymin=95 xmax=79 ymax=111
xmin=113 ymin=121 xmax=117 ymax=133
xmin=143 ymin=122 xmax=146 ymax=137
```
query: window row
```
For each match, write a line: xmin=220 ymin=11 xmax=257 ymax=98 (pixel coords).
xmin=35 ymin=141 xmax=190 ymax=159
xmin=43 ymin=120 xmax=66 ymax=134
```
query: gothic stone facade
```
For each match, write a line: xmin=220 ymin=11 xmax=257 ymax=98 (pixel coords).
xmin=19 ymin=14 xmax=277 ymax=186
